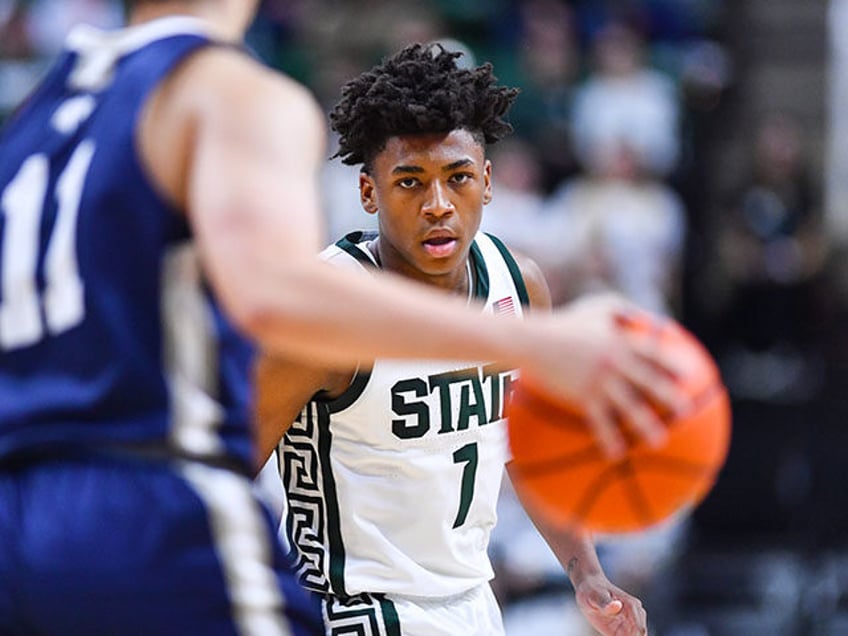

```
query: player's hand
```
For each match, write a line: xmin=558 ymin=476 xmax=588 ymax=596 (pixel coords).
xmin=522 ymin=293 xmax=692 ymax=458
xmin=573 ymin=572 xmax=648 ymax=636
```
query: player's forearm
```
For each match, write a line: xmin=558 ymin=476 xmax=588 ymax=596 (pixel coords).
xmin=531 ymin=516 xmax=605 ymax=588
xmin=505 ymin=465 xmax=606 ymax=587
xmin=561 ymin=535 xmax=606 ymax=589
xmin=235 ymin=257 xmax=548 ymax=369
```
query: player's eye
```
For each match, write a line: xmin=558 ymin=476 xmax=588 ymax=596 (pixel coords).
xmin=397 ymin=177 xmax=420 ymax=189
xmin=450 ymin=172 xmax=473 ymax=185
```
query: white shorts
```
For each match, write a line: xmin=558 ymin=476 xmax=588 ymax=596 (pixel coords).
xmin=318 ymin=583 xmax=505 ymax=636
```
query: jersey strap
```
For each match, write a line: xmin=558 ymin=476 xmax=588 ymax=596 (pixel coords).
xmin=483 ymin=232 xmax=530 ymax=307
xmin=335 ymin=231 xmax=379 ymax=268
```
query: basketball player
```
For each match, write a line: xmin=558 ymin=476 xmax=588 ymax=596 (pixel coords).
xmin=0 ymin=0 xmax=686 ymax=633
xmin=257 ymin=44 xmax=648 ymax=636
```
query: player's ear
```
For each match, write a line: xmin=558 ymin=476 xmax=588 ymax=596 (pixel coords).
xmin=360 ymin=173 xmax=378 ymax=215
xmin=483 ymin=159 xmax=493 ymax=205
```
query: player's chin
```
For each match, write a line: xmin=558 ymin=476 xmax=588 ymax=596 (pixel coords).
xmin=415 ymin=253 xmax=464 ymax=276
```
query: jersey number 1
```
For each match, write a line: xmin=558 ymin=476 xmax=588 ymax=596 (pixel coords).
xmin=452 ymin=442 xmax=479 ymax=528
xmin=0 ymin=143 xmax=94 ymax=351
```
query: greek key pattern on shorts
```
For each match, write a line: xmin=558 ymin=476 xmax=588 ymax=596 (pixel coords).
xmin=283 ymin=404 xmax=331 ymax=593
xmin=323 ymin=593 xmax=401 ymax=636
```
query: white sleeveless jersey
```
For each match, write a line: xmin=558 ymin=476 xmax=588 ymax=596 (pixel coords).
xmin=278 ymin=230 xmax=529 ymax=599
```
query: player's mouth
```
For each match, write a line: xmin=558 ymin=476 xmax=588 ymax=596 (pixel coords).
xmin=422 ymin=234 xmax=459 ymax=258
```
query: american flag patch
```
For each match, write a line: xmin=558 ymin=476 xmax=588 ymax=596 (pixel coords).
xmin=493 ymin=296 xmax=515 ymax=316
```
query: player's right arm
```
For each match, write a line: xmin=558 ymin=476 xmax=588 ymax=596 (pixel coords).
xmin=137 ymin=46 xmax=690 ymax=457
xmin=522 ymin=516 xmax=648 ymax=635
xmin=253 ymin=354 xmax=352 ymax=471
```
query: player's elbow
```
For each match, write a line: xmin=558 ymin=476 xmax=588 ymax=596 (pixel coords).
xmin=217 ymin=269 xmax=319 ymax=349
xmin=224 ymin=295 xmax=293 ymax=344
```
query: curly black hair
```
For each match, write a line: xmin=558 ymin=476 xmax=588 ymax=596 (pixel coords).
xmin=330 ymin=43 xmax=520 ymax=171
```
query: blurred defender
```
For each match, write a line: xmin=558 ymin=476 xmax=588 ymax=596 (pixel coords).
xmin=0 ymin=1 xmax=324 ymax=634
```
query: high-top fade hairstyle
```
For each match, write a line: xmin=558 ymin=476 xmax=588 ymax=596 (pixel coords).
xmin=330 ymin=43 xmax=520 ymax=172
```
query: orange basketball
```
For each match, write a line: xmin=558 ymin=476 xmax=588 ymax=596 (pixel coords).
xmin=506 ymin=317 xmax=732 ymax=534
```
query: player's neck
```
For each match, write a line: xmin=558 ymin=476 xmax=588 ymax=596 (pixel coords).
xmin=127 ymin=1 xmax=252 ymax=42
xmin=368 ymin=238 xmax=473 ymax=300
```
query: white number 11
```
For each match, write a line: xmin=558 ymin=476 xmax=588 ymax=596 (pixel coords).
xmin=0 ymin=141 xmax=94 ymax=350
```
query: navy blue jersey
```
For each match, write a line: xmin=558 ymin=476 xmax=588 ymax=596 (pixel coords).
xmin=0 ymin=19 xmax=325 ymax=636
xmin=0 ymin=18 xmax=255 ymax=469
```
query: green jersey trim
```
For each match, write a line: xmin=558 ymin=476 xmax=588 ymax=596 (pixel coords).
xmin=336 ymin=230 xmax=379 ymax=268
xmin=468 ymin=239 xmax=490 ymax=300
xmin=315 ymin=401 xmax=349 ymax=596
xmin=483 ymin=232 xmax=530 ymax=307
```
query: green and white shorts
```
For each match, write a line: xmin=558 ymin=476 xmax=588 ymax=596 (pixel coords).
xmin=317 ymin=582 xmax=505 ymax=636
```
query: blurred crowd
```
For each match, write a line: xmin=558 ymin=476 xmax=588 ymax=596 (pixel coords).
xmin=0 ymin=0 xmax=733 ymax=317
xmin=2 ymin=1 xmax=845 ymax=634
xmin=245 ymin=0 xmax=735 ymax=322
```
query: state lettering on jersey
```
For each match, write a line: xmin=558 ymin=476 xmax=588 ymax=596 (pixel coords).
xmin=391 ymin=364 xmax=518 ymax=439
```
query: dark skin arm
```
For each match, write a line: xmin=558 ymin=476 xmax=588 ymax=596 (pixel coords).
xmin=509 ymin=249 xmax=648 ymax=636
xmin=254 ymin=356 xmax=351 ymax=467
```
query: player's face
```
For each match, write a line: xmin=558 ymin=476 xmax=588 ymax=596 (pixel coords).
xmin=360 ymin=129 xmax=492 ymax=290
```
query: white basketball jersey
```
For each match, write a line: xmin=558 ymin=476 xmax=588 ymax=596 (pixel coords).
xmin=278 ymin=230 xmax=528 ymax=599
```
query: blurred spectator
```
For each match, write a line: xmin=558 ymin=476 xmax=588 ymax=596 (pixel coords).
xmin=25 ymin=0 xmax=122 ymax=57
xmin=714 ymin=112 xmax=829 ymax=403
xmin=480 ymin=137 xmax=553 ymax=261
xmin=486 ymin=0 xmax=582 ymax=192
xmin=281 ymin=0 xmax=448 ymax=109
xmin=0 ymin=1 xmax=34 ymax=59
xmin=247 ymin=0 xmax=313 ymax=85
xmin=543 ymin=141 xmax=687 ymax=313
xmin=0 ymin=0 xmax=121 ymax=122
xmin=570 ymin=21 xmax=681 ymax=179
xmin=674 ymin=37 xmax=733 ymax=339
xmin=321 ymin=142 xmax=377 ymax=245
xmin=1 ymin=7 xmax=41 ymax=122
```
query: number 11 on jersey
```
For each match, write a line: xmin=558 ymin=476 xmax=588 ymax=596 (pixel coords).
xmin=0 ymin=141 xmax=94 ymax=351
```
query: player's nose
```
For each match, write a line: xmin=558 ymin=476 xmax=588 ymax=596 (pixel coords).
xmin=421 ymin=181 xmax=455 ymax=219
